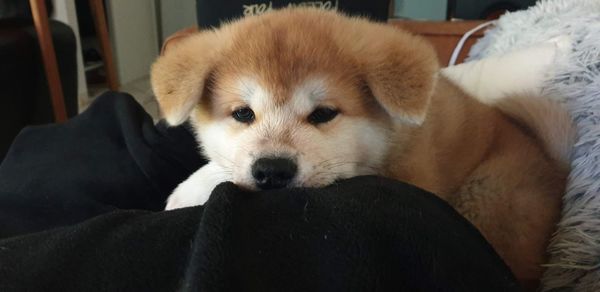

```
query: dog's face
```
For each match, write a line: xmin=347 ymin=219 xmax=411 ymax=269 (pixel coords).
xmin=151 ymin=8 xmax=439 ymax=190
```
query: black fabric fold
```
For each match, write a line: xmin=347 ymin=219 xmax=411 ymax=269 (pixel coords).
xmin=0 ymin=92 xmax=520 ymax=291
xmin=0 ymin=92 xmax=205 ymax=238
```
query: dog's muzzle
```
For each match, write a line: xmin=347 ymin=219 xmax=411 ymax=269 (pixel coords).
xmin=251 ymin=157 xmax=297 ymax=190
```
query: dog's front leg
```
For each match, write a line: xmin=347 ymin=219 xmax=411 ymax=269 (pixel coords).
xmin=165 ymin=162 xmax=232 ymax=210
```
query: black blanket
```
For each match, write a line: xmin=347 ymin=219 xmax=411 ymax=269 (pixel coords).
xmin=0 ymin=92 xmax=520 ymax=291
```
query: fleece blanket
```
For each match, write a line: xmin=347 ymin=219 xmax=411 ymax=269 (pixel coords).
xmin=467 ymin=0 xmax=600 ymax=290
xmin=0 ymin=92 xmax=519 ymax=291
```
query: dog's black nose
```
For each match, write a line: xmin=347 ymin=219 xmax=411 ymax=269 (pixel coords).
xmin=251 ymin=157 xmax=297 ymax=190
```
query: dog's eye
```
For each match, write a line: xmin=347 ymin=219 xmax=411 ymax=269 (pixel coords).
xmin=308 ymin=107 xmax=339 ymax=125
xmin=232 ymin=107 xmax=255 ymax=123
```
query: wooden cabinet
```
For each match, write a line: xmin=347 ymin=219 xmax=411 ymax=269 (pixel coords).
xmin=389 ymin=19 xmax=489 ymax=66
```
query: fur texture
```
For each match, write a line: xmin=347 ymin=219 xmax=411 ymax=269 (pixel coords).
xmin=152 ymin=8 xmax=438 ymax=193
xmin=467 ymin=0 xmax=600 ymax=290
xmin=151 ymin=8 xmax=572 ymax=289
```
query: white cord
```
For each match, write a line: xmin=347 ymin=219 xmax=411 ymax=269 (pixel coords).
xmin=448 ymin=21 xmax=496 ymax=66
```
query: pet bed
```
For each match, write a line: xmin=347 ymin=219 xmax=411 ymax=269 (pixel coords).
xmin=459 ymin=0 xmax=600 ymax=291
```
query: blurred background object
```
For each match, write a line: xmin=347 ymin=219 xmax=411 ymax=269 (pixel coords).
xmin=392 ymin=0 xmax=538 ymax=20
xmin=449 ymin=0 xmax=537 ymax=20
xmin=0 ymin=0 xmax=77 ymax=161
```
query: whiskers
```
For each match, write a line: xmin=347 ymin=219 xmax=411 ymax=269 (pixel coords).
xmin=315 ymin=156 xmax=379 ymax=173
xmin=304 ymin=156 xmax=380 ymax=186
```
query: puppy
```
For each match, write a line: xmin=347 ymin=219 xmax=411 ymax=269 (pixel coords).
xmin=151 ymin=8 xmax=573 ymax=287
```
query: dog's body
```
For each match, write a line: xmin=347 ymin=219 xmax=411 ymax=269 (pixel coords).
xmin=151 ymin=8 xmax=572 ymax=287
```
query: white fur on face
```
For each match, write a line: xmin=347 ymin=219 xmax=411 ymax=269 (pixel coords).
xmin=193 ymin=76 xmax=390 ymax=190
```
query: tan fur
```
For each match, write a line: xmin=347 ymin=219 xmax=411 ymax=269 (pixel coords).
xmin=151 ymin=8 xmax=569 ymax=289
xmin=386 ymin=77 xmax=566 ymax=287
xmin=152 ymin=8 xmax=437 ymax=126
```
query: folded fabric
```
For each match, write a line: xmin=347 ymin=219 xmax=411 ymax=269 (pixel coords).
xmin=0 ymin=176 xmax=522 ymax=291
xmin=0 ymin=92 xmax=205 ymax=238
xmin=0 ymin=92 xmax=519 ymax=291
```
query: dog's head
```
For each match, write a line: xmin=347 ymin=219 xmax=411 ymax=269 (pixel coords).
xmin=151 ymin=8 xmax=438 ymax=190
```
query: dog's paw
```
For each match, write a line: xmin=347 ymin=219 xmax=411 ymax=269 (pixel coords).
xmin=165 ymin=182 xmax=214 ymax=210
xmin=164 ymin=162 xmax=232 ymax=210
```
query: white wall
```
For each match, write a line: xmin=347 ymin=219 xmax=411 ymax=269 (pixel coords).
xmin=158 ymin=0 xmax=197 ymax=44
xmin=106 ymin=0 xmax=159 ymax=85
xmin=51 ymin=0 xmax=88 ymax=100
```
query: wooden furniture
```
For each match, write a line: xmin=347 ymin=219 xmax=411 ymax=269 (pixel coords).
xmin=28 ymin=0 xmax=119 ymax=123
xmin=389 ymin=20 xmax=489 ymax=66
xmin=162 ymin=20 xmax=489 ymax=66
xmin=88 ymin=0 xmax=119 ymax=91
xmin=29 ymin=0 xmax=67 ymax=122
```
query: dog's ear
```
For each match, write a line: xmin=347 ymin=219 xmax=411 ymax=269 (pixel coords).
xmin=350 ymin=23 xmax=439 ymax=125
xmin=151 ymin=30 xmax=222 ymax=125
xmin=160 ymin=27 xmax=198 ymax=56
